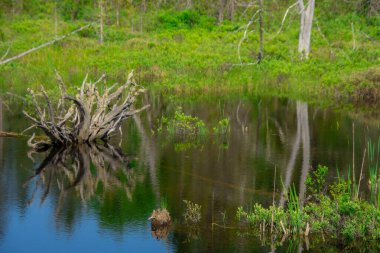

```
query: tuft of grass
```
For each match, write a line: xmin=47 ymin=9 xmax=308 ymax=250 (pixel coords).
xmin=160 ymin=196 xmax=168 ymax=210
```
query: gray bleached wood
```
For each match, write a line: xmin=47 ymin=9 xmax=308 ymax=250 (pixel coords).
xmin=24 ymin=71 xmax=150 ymax=149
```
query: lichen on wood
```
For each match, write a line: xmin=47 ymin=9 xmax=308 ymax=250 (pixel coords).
xmin=24 ymin=71 xmax=149 ymax=149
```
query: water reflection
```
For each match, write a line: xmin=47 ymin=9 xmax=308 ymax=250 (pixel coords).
xmin=26 ymin=143 xmax=139 ymax=208
xmin=0 ymin=96 xmax=4 ymax=241
xmin=280 ymin=102 xmax=310 ymax=207
xmin=0 ymin=94 xmax=379 ymax=252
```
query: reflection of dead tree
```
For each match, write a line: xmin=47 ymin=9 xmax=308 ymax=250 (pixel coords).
xmin=236 ymin=101 xmax=249 ymax=133
xmin=24 ymin=71 xmax=149 ymax=149
xmin=25 ymin=143 xmax=142 ymax=215
xmin=279 ymin=102 xmax=310 ymax=207
xmin=134 ymin=113 xmax=160 ymax=200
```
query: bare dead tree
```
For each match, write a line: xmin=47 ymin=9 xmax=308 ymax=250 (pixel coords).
xmin=268 ymin=0 xmax=314 ymax=59
xmin=24 ymin=71 xmax=149 ymax=149
xmin=298 ymin=0 xmax=315 ymax=59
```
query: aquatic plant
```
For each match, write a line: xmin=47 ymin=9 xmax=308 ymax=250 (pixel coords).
xmin=213 ymin=118 xmax=230 ymax=136
xmin=157 ymin=107 xmax=207 ymax=139
xmin=183 ymin=200 xmax=202 ymax=224
xmin=287 ymin=184 xmax=303 ymax=234
xmin=305 ymin=165 xmax=328 ymax=195
xmin=368 ymin=137 xmax=380 ymax=206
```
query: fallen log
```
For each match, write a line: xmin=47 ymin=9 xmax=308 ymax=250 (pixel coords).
xmin=0 ymin=24 xmax=93 ymax=66
xmin=0 ymin=131 xmax=24 ymax=138
xmin=24 ymin=71 xmax=149 ymax=149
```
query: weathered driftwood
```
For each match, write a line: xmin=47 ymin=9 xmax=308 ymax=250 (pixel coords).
xmin=24 ymin=71 xmax=149 ymax=149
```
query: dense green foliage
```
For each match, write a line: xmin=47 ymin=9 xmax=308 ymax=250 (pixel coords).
xmin=0 ymin=0 xmax=379 ymax=106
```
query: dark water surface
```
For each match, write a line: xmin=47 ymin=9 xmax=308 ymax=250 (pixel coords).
xmin=0 ymin=93 xmax=379 ymax=252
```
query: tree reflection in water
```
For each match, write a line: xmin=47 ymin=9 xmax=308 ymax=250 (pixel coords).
xmin=25 ymin=142 xmax=143 ymax=215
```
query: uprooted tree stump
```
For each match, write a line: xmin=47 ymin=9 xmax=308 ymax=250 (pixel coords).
xmin=24 ymin=71 xmax=149 ymax=149
xmin=148 ymin=208 xmax=172 ymax=239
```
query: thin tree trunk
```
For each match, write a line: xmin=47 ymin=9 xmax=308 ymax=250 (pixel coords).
xmin=99 ymin=0 xmax=104 ymax=44
xmin=298 ymin=0 xmax=315 ymax=59
xmin=258 ymin=0 xmax=264 ymax=62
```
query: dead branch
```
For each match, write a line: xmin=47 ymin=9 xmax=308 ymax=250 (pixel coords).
xmin=0 ymin=24 xmax=93 ymax=66
xmin=237 ymin=9 xmax=261 ymax=64
xmin=273 ymin=1 xmax=298 ymax=37
xmin=24 ymin=71 xmax=149 ymax=148
xmin=1 ymin=47 xmax=10 ymax=61
xmin=0 ymin=131 xmax=25 ymax=138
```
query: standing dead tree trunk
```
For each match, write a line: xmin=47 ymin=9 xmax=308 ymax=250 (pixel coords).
xmin=24 ymin=71 xmax=150 ymax=150
xmin=298 ymin=0 xmax=315 ymax=59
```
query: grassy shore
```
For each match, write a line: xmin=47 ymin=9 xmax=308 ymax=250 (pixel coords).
xmin=0 ymin=10 xmax=379 ymax=107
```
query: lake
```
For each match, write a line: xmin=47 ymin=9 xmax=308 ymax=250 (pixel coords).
xmin=0 ymin=93 xmax=379 ymax=252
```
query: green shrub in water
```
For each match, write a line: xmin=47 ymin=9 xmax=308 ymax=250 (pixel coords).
xmin=237 ymin=162 xmax=380 ymax=241
xmin=157 ymin=107 xmax=207 ymax=138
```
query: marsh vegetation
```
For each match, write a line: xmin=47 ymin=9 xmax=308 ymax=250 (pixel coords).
xmin=0 ymin=0 xmax=379 ymax=252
